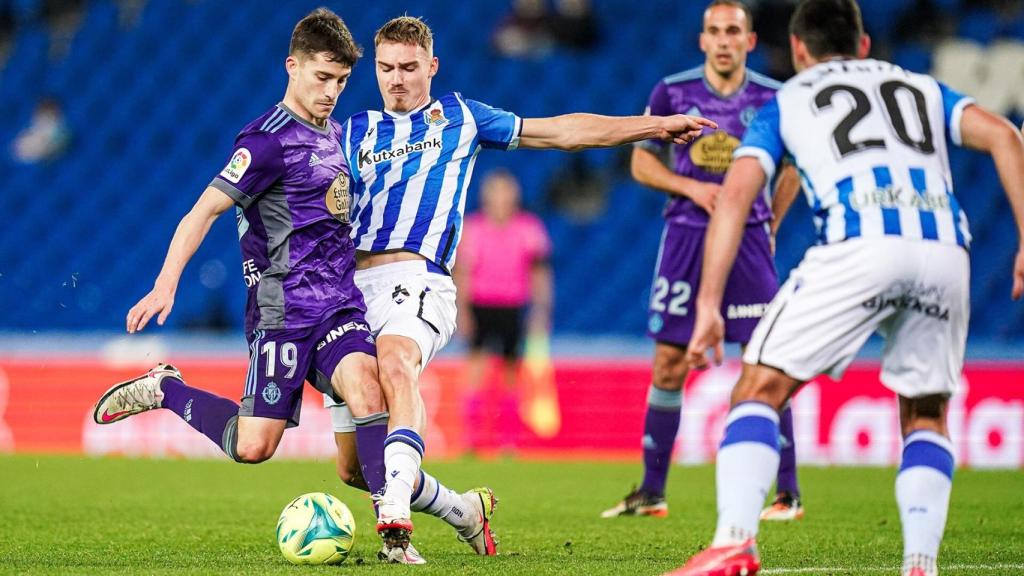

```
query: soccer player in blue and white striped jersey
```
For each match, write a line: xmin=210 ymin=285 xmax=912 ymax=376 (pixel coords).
xmin=324 ymin=16 xmax=716 ymax=561
xmin=675 ymin=1 xmax=1024 ymax=575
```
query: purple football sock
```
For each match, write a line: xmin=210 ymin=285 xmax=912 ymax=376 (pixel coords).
xmin=639 ymin=385 xmax=682 ymax=497
xmin=775 ymin=404 xmax=800 ymax=497
xmin=160 ymin=376 xmax=239 ymax=455
xmin=353 ymin=413 xmax=389 ymax=495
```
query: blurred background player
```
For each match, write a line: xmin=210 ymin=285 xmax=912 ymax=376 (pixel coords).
xmin=324 ymin=15 xmax=716 ymax=561
xmin=456 ymin=168 xmax=554 ymax=452
xmin=677 ymin=0 xmax=1024 ymax=574
xmin=601 ymin=0 xmax=803 ymax=521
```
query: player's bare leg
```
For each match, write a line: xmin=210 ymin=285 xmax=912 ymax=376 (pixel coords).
xmin=93 ymin=363 xmax=287 ymax=463
xmin=670 ymin=363 xmax=801 ymax=576
xmin=895 ymin=395 xmax=952 ymax=576
xmin=374 ymin=334 xmax=427 ymax=560
xmin=603 ymin=342 xmax=686 ymax=518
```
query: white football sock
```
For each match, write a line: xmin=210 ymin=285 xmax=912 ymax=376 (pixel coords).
xmin=383 ymin=428 xmax=424 ymax=518
xmin=712 ymin=402 xmax=780 ymax=547
xmin=897 ymin=430 xmax=953 ymax=575
xmin=410 ymin=471 xmax=475 ymax=530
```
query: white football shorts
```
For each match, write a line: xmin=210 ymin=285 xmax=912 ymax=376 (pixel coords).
xmin=326 ymin=259 xmax=458 ymax=433
xmin=742 ymin=237 xmax=969 ymax=398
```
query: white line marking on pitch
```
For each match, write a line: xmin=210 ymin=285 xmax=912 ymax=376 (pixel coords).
xmin=761 ymin=564 xmax=1024 ymax=574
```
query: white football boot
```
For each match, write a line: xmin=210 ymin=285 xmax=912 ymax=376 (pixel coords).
xmin=93 ymin=363 xmax=181 ymax=424
xmin=372 ymin=492 xmax=422 ymax=564
xmin=456 ymin=487 xmax=498 ymax=555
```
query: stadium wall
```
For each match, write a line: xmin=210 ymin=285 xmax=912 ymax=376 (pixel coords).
xmin=1 ymin=357 xmax=1021 ymax=469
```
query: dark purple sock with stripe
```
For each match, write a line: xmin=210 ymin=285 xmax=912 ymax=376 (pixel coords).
xmin=353 ymin=414 xmax=389 ymax=495
xmin=160 ymin=377 xmax=239 ymax=453
xmin=775 ymin=404 xmax=800 ymax=496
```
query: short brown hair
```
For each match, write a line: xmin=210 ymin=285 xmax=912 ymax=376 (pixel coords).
xmin=789 ymin=0 xmax=863 ymax=59
xmin=374 ymin=16 xmax=433 ymax=52
xmin=289 ymin=7 xmax=363 ymax=67
xmin=706 ymin=0 xmax=754 ymax=31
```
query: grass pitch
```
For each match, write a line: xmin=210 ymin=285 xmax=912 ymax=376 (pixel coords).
xmin=1 ymin=455 xmax=1022 ymax=575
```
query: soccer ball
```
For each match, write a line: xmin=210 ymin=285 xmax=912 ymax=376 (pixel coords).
xmin=276 ymin=492 xmax=356 ymax=565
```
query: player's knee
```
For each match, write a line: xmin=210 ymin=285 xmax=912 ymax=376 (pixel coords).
xmin=730 ymin=365 xmax=791 ymax=410
xmin=234 ymin=439 xmax=276 ymax=463
xmin=901 ymin=394 xmax=949 ymax=436
xmin=378 ymin=350 xmax=419 ymax=392
xmin=652 ymin=348 xmax=688 ymax=390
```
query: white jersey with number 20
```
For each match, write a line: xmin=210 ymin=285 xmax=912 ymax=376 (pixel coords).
xmin=736 ymin=58 xmax=973 ymax=249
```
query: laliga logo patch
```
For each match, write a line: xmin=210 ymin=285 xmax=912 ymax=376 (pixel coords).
xmin=220 ymin=147 xmax=251 ymax=183
xmin=423 ymin=107 xmax=448 ymax=127
xmin=262 ymin=382 xmax=282 ymax=405
xmin=648 ymin=314 xmax=664 ymax=334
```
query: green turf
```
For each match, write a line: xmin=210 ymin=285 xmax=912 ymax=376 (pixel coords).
xmin=0 ymin=455 xmax=1021 ymax=575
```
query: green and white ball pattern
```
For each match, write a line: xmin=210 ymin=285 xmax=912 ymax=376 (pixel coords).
xmin=276 ymin=492 xmax=356 ymax=565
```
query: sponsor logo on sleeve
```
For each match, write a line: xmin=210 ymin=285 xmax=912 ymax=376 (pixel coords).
xmin=220 ymin=147 xmax=252 ymax=183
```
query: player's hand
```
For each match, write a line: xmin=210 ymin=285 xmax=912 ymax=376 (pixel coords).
xmin=1013 ymin=248 xmax=1024 ymax=300
xmin=126 ymin=284 xmax=176 ymax=334
xmin=686 ymin=303 xmax=725 ymax=370
xmin=688 ymin=181 xmax=720 ymax=214
xmin=657 ymin=115 xmax=717 ymax=145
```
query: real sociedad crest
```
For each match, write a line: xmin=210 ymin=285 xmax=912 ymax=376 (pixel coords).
xmin=423 ymin=107 xmax=448 ymax=127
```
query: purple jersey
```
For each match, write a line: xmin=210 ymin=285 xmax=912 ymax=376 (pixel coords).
xmin=638 ymin=67 xmax=781 ymax=226
xmin=210 ymin=104 xmax=363 ymax=334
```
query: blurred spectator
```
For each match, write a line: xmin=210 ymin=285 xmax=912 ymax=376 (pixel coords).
xmin=456 ymin=169 xmax=553 ymax=451
xmin=493 ymin=0 xmax=553 ymax=57
xmin=0 ymin=2 xmax=14 ymax=69
xmin=42 ymin=0 xmax=84 ymax=60
xmin=12 ymin=97 xmax=71 ymax=164
xmin=550 ymin=0 xmax=600 ymax=50
xmin=116 ymin=0 xmax=148 ymax=29
xmin=546 ymin=154 xmax=608 ymax=222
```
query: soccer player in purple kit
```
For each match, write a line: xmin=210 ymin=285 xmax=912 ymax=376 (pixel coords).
xmin=92 ymin=11 xmax=495 ymax=562
xmin=601 ymin=0 xmax=804 ymax=521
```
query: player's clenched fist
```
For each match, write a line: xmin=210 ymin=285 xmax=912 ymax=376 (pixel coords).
xmin=126 ymin=285 xmax=175 ymax=334
xmin=657 ymin=114 xmax=718 ymax=145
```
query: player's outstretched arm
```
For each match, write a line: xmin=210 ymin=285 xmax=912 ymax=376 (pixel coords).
xmin=127 ymin=187 xmax=235 ymax=333
xmin=959 ymin=105 xmax=1024 ymax=300
xmin=518 ymin=114 xmax=717 ymax=151
xmin=686 ymin=156 xmax=766 ymax=370
xmin=631 ymin=147 xmax=719 ymax=213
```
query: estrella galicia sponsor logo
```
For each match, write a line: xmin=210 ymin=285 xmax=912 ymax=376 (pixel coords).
xmin=648 ymin=313 xmax=664 ymax=334
xmin=316 ymin=321 xmax=371 ymax=350
xmin=862 ymin=292 xmax=950 ymax=321
xmin=262 ymin=382 xmax=282 ymax=405
xmin=358 ymin=137 xmax=443 ymax=170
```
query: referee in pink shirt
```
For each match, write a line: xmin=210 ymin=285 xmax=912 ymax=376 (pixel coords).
xmin=456 ymin=169 xmax=553 ymax=451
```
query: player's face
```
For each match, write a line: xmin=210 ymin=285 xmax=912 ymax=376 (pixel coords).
xmin=376 ymin=41 xmax=438 ymax=112
xmin=286 ymin=52 xmax=351 ymax=126
xmin=700 ymin=5 xmax=756 ymax=78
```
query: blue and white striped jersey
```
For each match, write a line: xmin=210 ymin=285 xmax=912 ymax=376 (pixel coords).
xmin=736 ymin=58 xmax=973 ymax=249
xmin=341 ymin=92 xmax=522 ymax=271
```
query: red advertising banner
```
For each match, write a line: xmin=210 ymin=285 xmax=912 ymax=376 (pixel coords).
xmin=0 ymin=357 xmax=1020 ymax=467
